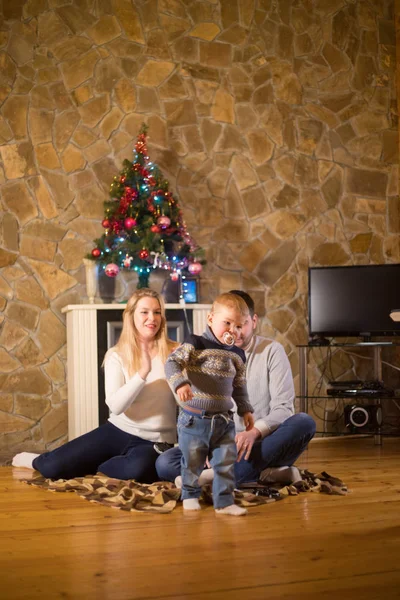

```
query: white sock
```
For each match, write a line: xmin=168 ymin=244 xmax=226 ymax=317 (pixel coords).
xmin=259 ymin=465 xmax=301 ymax=484
xmin=198 ymin=468 xmax=214 ymax=486
xmin=12 ymin=452 xmax=39 ymax=469
xmin=175 ymin=469 xmax=214 ymax=489
xmin=216 ymin=504 xmax=247 ymax=516
xmin=183 ymin=498 xmax=201 ymax=511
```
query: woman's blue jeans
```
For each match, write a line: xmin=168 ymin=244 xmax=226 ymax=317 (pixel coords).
xmin=33 ymin=421 xmax=159 ymax=482
xmin=157 ymin=413 xmax=316 ymax=485
xmin=178 ymin=409 xmax=237 ymax=509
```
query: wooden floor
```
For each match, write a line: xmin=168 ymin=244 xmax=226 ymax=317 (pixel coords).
xmin=1 ymin=437 xmax=400 ymax=600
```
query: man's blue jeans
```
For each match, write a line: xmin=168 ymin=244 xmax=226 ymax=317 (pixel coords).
xmin=157 ymin=413 xmax=316 ymax=485
xmin=177 ymin=409 xmax=237 ymax=509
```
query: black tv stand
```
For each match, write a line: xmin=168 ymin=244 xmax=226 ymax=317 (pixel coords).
xmin=360 ymin=334 xmax=372 ymax=343
xmin=337 ymin=341 xmax=396 ymax=347
xmin=297 ymin=341 xmax=400 ymax=445
xmin=358 ymin=334 xmax=394 ymax=344
xmin=308 ymin=336 xmax=330 ymax=346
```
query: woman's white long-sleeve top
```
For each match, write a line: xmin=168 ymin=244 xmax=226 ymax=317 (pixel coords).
xmin=105 ymin=352 xmax=177 ymax=443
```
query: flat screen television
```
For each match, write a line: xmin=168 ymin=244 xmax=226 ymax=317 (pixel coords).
xmin=308 ymin=264 xmax=400 ymax=340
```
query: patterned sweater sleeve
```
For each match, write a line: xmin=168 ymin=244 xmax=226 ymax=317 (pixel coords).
xmin=232 ymin=356 xmax=254 ymax=417
xmin=165 ymin=338 xmax=195 ymax=393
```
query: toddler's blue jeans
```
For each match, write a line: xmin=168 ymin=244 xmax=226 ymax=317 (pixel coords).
xmin=178 ymin=408 xmax=237 ymax=509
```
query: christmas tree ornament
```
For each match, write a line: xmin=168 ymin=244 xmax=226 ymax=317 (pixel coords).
xmin=170 ymin=272 xmax=179 ymax=282
xmin=188 ymin=262 xmax=202 ymax=275
xmin=123 ymin=254 xmax=133 ymax=268
xmin=157 ymin=215 xmax=171 ymax=228
xmin=91 ymin=248 xmax=101 ymax=258
xmin=139 ymin=249 xmax=149 ymax=259
xmin=150 ymin=224 xmax=161 ymax=233
xmin=112 ymin=221 xmax=123 ymax=235
xmin=102 ymin=219 xmax=110 ymax=228
xmin=105 ymin=263 xmax=119 ymax=278
xmin=124 ymin=217 xmax=137 ymax=229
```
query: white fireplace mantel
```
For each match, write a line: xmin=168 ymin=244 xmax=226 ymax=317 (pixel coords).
xmin=61 ymin=303 xmax=211 ymax=440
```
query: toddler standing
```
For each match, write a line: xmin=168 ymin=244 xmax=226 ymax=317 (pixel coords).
xmin=165 ymin=293 xmax=254 ymax=516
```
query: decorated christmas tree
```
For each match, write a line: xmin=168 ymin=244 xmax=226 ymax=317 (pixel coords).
xmin=88 ymin=124 xmax=205 ymax=289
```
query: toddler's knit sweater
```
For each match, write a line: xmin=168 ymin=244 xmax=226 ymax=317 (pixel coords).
xmin=165 ymin=326 xmax=253 ymax=416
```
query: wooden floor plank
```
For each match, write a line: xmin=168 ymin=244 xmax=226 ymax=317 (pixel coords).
xmin=1 ymin=437 xmax=400 ymax=600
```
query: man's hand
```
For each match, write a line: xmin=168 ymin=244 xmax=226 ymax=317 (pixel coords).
xmin=235 ymin=427 xmax=261 ymax=462
xmin=176 ymin=383 xmax=193 ymax=402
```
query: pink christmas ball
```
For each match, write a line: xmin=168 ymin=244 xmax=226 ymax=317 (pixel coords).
xmin=170 ymin=272 xmax=179 ymax=282
xmin=188 ymin=262 xmax=202 ymax=275
xmin=105 ymin=263 xmax=119 ymax=278
xmin=124 ymin=217 xmax=137 ymax=229
xmin=157 ymin=215 xmax=171 ymax=228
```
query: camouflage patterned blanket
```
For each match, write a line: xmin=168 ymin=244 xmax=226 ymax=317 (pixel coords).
xmin=23 ymin=469 xmax=348 ymax=514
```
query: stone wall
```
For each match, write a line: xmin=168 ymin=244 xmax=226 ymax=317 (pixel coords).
xmin=0 ymin=0 xmax=399 ymax=460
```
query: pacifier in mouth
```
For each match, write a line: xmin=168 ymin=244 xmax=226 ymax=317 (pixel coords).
xmin=222 ymin=331 xmax=236 ymax=346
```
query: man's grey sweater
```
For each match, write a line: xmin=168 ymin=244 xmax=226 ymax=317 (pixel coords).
xmin=233 ymin=335 xmax=295 ymax=437
xmin=165 ymin=326 xmax=254 ymax=416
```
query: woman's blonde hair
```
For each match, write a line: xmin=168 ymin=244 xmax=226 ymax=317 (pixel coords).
xmin=106 ymin=288 xmax=175 ymax=377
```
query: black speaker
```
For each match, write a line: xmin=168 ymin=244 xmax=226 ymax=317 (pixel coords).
xmin=344 ymin=404 xmax=383 ymax=432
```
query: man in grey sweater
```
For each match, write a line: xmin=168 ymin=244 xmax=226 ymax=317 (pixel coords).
xmin=156 ymin=290 xmax=316 ymax=486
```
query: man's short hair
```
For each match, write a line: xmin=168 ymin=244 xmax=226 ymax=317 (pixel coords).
xmin=212 ymin=292 xmax=249 ymax=317
xmin=228 ymin=290 xmax=255 ymax=317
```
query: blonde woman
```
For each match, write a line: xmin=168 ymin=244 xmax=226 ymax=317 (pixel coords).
xmin=12 ymin=289 xmax=178 ymax=482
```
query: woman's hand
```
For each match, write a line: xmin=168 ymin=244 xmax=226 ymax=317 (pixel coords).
xmin=176 ymin=383 xmax=193 ymax=402
xmin=138 ymin=344 xmax=152 ymax=380
xmin=235 ymin=426 xmax=261 ymax=462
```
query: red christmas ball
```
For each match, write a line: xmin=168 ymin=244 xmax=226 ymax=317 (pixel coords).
xmin=170 ymin=272 xmax=179 ymax=282
xmin=139 ymin=249 xmax=149 ymax=260
xmin=157 ymin=215 xmax=171 ymax=228
xmin=102 ymin=219 xmax=110 ymax=228
xmin=91 ymin=248 xmax=101 ymax=258
xmin=124 ymin=217 xmax=137 ymax=230
xmin=105 ymin=263 xmax=119 ymax=278
xmin=150 ymin=224 xmax=161 ymax=233
xmin=188 ymin=262 xmax=202 ymax=275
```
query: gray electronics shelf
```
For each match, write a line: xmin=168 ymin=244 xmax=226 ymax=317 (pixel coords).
xmin=296 ymin=342 xmax=400 ymax=444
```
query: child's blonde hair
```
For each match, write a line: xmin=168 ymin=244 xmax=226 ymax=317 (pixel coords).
xmin=211 ymin=292 xmax=250 ymax=317
xmin=106 ymin=288 xmax=175 ymax=376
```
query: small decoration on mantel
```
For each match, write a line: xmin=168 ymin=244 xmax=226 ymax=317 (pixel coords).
xmin=86 ymin=124 xmax=205 ymax=289
xmin=83 ymin=258 xmax=97 ymax=304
